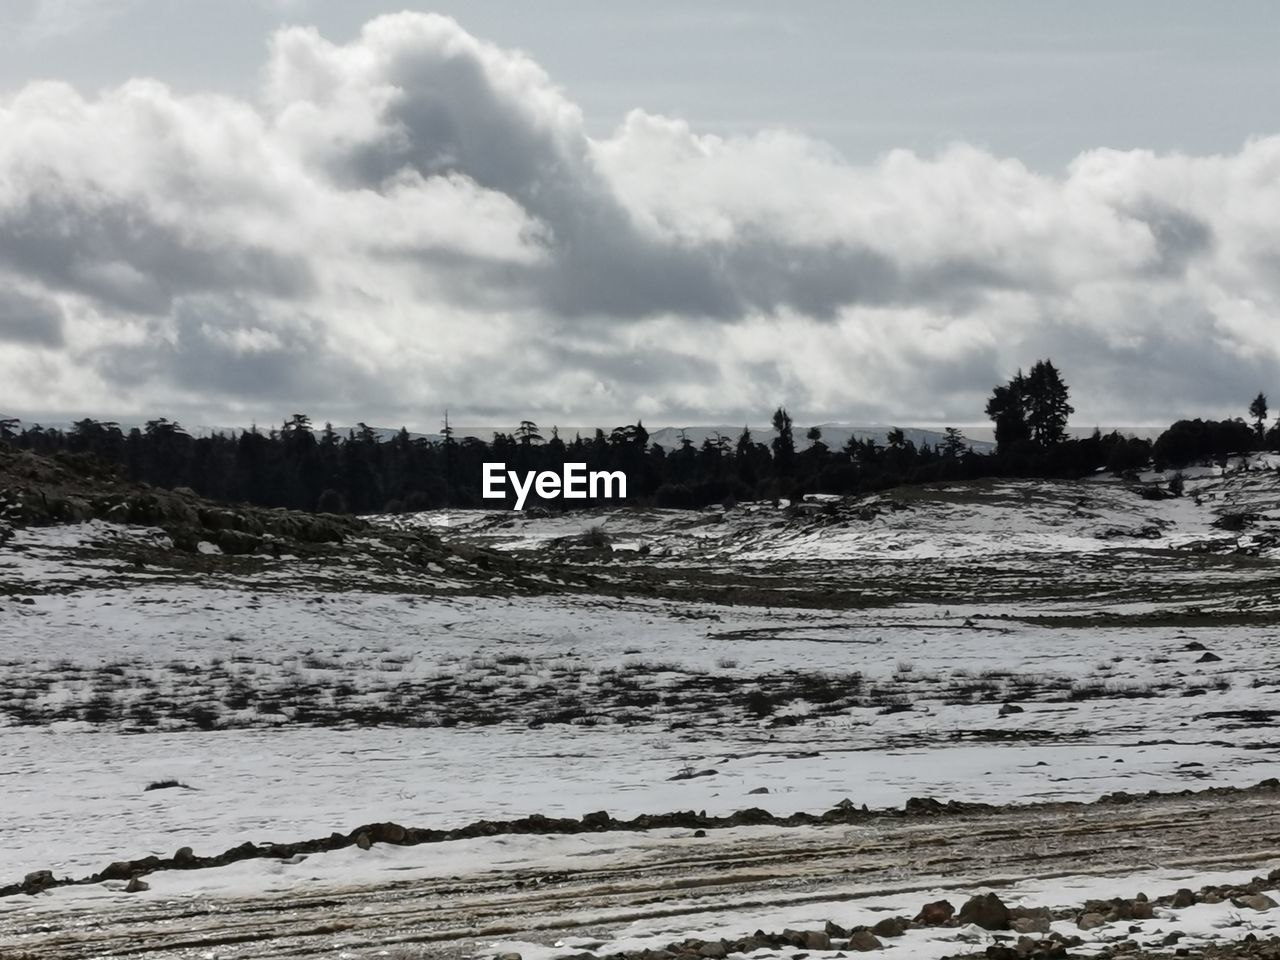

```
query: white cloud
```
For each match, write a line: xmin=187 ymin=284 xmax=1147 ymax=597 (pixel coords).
xmin=0 ymin=11 xmax=1278 ymax=428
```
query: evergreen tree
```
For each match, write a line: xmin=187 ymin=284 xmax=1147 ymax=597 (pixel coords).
xmin=1023 ymin=360 xmax=1074 ymax=445
xmin=985 ymin=372 xmax=1030 ymax=452
xmin=515 ymin=420 xmax=543 ymax=445
xmin=986 ymin=361 xmax=1072 ymax=450
xmin=1249 ymin=392 xmax=1268 ymax=442
xmin=771 ymin=407 xmax=795 ymax=475
xmin=941 ymin=427 xmax=967 ymax=458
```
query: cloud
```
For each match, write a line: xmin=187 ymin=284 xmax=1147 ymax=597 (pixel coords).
xmin=0 ymin=11 xmax=1279 ymax=427
xmin=0 ymin=283 xmax=64 ymax=346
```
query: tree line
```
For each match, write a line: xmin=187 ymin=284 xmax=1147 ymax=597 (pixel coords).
xmin=2 ymin=362 xmax=1277 ymax=514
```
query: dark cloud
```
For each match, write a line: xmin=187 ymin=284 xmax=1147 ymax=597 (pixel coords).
xmin=1136 ymin=205 xmax=1214 ymax=277
xmin=0 ymin=190 xmax=314 ymax=315
xmin=0 ymin=285 xmax=63 ymax=345
xmin=92 ymin=296 xmax=383 ymax=405
xmin=1029 ymin=307 xmax=1280 ymax=424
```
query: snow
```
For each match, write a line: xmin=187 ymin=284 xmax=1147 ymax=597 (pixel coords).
xmin=4 ymin=467 xmax=1280 ymax=955
xmin=488 ymin=866 xmax=1275 ymax=960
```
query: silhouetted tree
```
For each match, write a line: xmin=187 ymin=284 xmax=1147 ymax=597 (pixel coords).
xmin=771 ymin=407 xmax=795 ymax=476
xmin=1249 ymin=392 xmax=1268 ymax=443
xmin=1023 ymin=360 xmax=1074 ymax=445
xmin=941 ymin=427 xmax=967 ymax=458
xmin=985 ymin=372 xmax=1030 ymax=452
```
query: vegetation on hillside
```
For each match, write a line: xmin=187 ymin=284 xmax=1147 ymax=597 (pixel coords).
xmin=3 ymin=362 xmax=1278 ymax=513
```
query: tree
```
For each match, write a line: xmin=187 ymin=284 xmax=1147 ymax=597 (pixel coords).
xmin=1023 ymin=360 xmax=1074 ymax=445
xmin=771 ymin=407 xmax=795 ymax=475
xmin=941 ymin=427 xmax=967 ymax=458
xmin=986 ymin=361 xmax=1073 ymax=451
xmin=985 ymin=372 xmax=1030 ymax=452
xmin=1249 ymin=392 xmax=1268 ymax=442
xmin=515 ymin=420 xmax=543 ymax=446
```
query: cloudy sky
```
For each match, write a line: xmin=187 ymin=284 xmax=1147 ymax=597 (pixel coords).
xmin=2 ymin=1 xmax=1279 ymax=431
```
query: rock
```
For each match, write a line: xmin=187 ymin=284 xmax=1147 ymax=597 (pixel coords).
xmin=697 ymin=943 xmax=726 ymax=959
xmin=846 ymin=929 xmax=883 ymax=951
xmin=905 ymin=796 xmax=945 ymax=814
xmin=173 ymin=846 xmax=195 ymax=865
xmin=214 ymin=528 xmax=261 ymax=555
xmin=802 ymin=930 xmax=831 ymax=950
xmin=1011 ymin=916 xmax=1050 ymax=934
xmin=1016 ymin=935 xmax=1041 ymax=955
xmin=22 ymin=870 xmax=54 ymax=894
xmin=825 ymin=920 xmax=850 ymax=939
xmin=692 ymin=829 xmax=706 ymax=838
xmin=871 ymin=916 xmax=908 ymax=938
xmin=748 ymin=787 xmax=770 ymax=795
xmin=1128 ymin=898 xmax=1154 ymax=920
xmin=958 ymin=892 xmax=1011 ymax=930
xmin=1234 ymin=893 xmax=1278 ymax=911
xmin=1171 ymin=888 xmax=1196 ymax=908
xmin=580 ymin=810 xmax=611 ymax=829
xmin=368 ymin=822 xmax=407 ymax=844
xmin=999 ymin=702 xmax=1024 ymax=716
xmin=916 ymin=899 xmax=956 ymax=925
xmin=1077 ymin=912 xmax=1107 ymax=930
xmin=1202 ymin=891 xmax=1224 ymax=904
xmin=124 ymin=877 xmax=150 ymax=893
xmin=1162 ymin=931 xmax=1185 ymax=945
xmin=781 ymin=928 xmax=807 ymax=947
xmin=1197 ymin=652 xmax=1222 ymax=663
xmin=355 ymin=832 xmax=372 ymax=851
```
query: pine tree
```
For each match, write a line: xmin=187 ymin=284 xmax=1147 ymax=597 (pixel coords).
xmin=985 ymin=372 xmax=1030 ymax=452
xmin=1249 ymin=392 xmax=1268 ymax=441
xmin=941 ymin=427 xmax=967 ymax=458
xmin=1023 ymin=360 xmax=1074 ymax=445
xmin=515 ymin=420 xmax=543 ymax=446
xmin=987 ymin=361 xmax=1073 ymax=450
xmin=771 ymin=407 xmax=795 ymax=475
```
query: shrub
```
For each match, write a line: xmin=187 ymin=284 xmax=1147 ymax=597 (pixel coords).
xmin=144 ymin=778 xmax=189 ymax=791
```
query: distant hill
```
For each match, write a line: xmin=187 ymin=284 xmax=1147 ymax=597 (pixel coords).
xmin=960 ymin=425 xmax=1168 ymax=444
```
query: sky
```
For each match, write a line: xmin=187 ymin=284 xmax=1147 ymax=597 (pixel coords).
xmin=1 ymin=1 xmax=1279 ymax=431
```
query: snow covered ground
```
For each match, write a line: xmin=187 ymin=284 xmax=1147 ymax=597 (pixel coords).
xmin=3 ymin=465 xmax=1280 ymax=957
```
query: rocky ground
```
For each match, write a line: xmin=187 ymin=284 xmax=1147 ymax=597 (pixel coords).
xmin=4 ymin=783 xmax=1280 ymax=958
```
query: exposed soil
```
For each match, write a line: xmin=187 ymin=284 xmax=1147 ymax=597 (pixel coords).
xmin=4 ymin=784 xmax=1280 ymax=959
